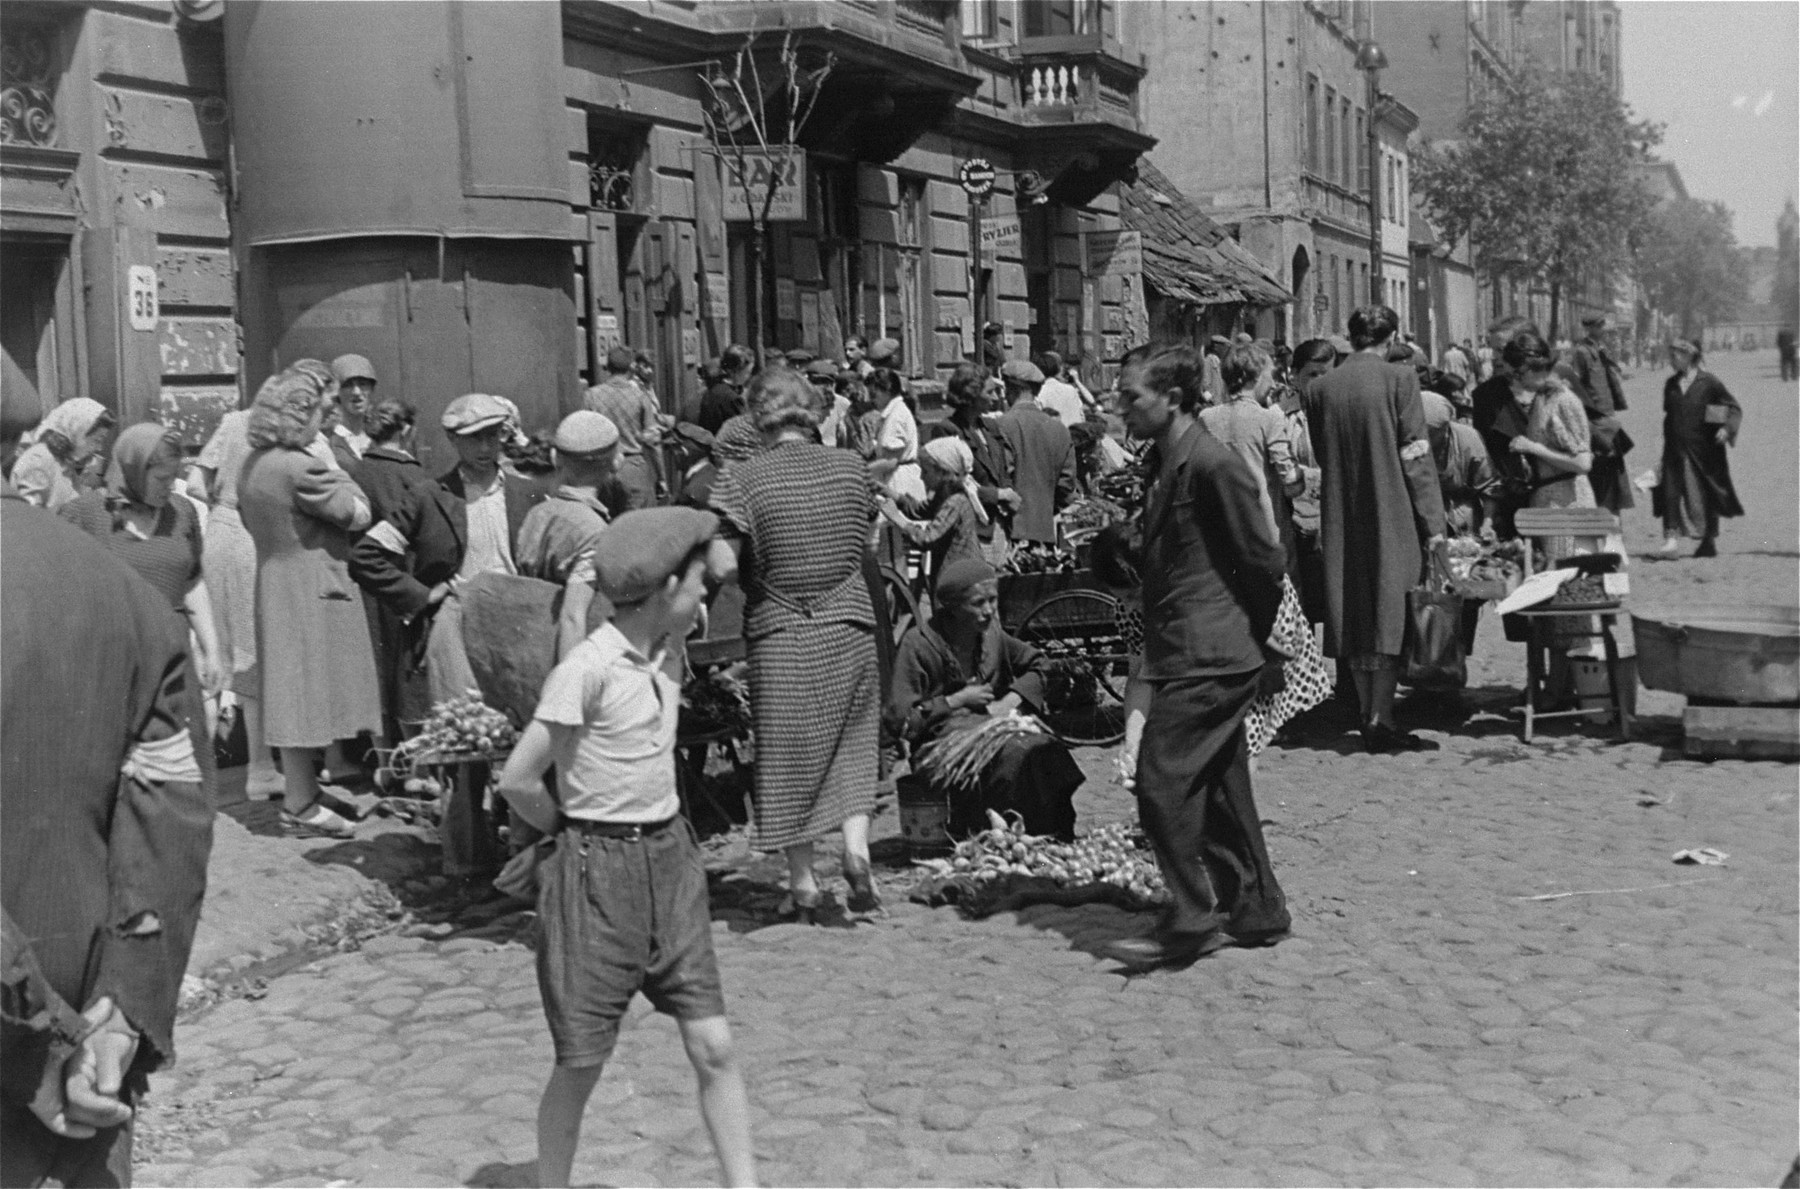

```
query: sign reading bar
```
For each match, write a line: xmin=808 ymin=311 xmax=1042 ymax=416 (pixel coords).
xmin=979 ymin=214 xmax=1022 ymax=256
xmin=721 ymin=147 xmax=807 ymax=222
xmin=1086 ymin=230 xmax=1142 ymax=277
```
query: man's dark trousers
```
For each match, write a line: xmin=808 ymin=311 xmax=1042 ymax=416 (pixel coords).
xmin=1136 ymin=668 xmax=1291 ymax=939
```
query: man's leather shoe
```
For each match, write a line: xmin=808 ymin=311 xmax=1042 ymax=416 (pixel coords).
xmin=1229 ymin=927 xmax=1292 ymax=949
xmin=1103 ymin=931 xmax=1229 ymax=969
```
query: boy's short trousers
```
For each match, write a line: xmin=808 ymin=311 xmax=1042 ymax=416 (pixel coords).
xmin=535 ymin=816 xmax=726 ymax=1068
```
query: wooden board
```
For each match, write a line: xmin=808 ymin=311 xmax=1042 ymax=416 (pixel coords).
xmin=1682 ymin=704 xmax=1800 ymax=761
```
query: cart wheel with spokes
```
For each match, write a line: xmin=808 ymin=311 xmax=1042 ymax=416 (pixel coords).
xmin=1013 ymin=589 xmax=1130 ymax=747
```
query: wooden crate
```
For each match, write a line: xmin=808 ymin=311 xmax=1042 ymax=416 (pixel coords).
xmin=1682 ymin=704 xmax=1800 ymax=761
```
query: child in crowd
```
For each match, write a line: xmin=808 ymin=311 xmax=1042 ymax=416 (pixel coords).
xmin=497 ymin=506 xmax=755 ymax=1189
xmin=876 ymin=434 xmax=988 ymax=594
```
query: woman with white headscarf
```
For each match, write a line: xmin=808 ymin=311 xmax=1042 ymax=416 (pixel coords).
xmin=877 ymin=434 xmax=987 ymax=595
xmin=11 ymin=397 xmax=115 ymax=509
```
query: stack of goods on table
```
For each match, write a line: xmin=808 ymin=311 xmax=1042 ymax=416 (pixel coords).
xmin=374 ymin=690 xmax=518 ymax=823
xmin=1446 ymin=536 xmax=1525 ymax=600
xmin=909 ymin=811 xmax=1169 ymax=918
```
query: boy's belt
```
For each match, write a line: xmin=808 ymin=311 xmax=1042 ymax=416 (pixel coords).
xmin=565 ymin=815 xmax=678 ymax=840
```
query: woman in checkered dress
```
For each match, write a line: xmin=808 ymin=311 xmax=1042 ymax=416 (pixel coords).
xmin=710 ymin=369 xmax=882 ymax=918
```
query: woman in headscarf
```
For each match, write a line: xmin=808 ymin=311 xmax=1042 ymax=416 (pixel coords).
xmin=12 ymin=397 xmax=115 ymax=510
xmin=1501 ymin=330 xmax=1595 ymax=558
xmin=238 ymin=368 xmax=380 ymax=838
xmin=886 ymin=557 xmax=1082 ymax=840
xmin=58 ymin=419 xmax=221 ymax=682
xmin=196 ymin=403 xmax=281 ymax=796
xmin=876 ymin=435 xmax=987 ymax=594
xmin=1656 ymin=339 xmax=1742 ymax=559
xmin=709 ymin=368 xmax=882 ymax=919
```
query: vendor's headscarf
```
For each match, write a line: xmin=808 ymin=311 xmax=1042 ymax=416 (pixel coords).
xmin=1420 ymin=390 xmax=1455 ymax=430
xmin=920 ymin=435 xmax=989 ymax=525
xmin=106 ymin=422 xmax=181 ymax=510
xmin=936 ymin=557 xmax=997 ymax=608
xmin=25 ymin=397 xmax=109 ymax=459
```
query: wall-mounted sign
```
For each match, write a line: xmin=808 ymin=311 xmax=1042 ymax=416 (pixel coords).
xmin=775 ymin=278 xmax=799 ymax=322
xmin=682 ymin=327 xmax=701 ymax=365
xmin=595 ymin=313 xmax=621 ymax=351
xmin=127 ymin=266 xmax=159 ymax=331
xmin=979 ymin=214 xmax=1022 ymax=256
xmin=958 ymin=158 xmax=997 ymax=198
xmin=1086 ymin=230 xmax=1142 ymax=277
xmin=721 ymin=147 xmax=807 ymax=223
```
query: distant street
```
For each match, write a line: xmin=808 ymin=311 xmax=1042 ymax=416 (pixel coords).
xmin=135 ymin=350 xmax=1798 ymax=1189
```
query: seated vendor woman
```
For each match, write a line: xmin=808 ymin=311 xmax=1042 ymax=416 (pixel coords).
xmin=887 ymin=557 xmax=1083 ymax=840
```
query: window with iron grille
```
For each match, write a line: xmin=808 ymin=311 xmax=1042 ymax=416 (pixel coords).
xmin=588 ymin=122 xmax=647 ymax=213
xmin=0 ymin=21 xmax=60 ymax=147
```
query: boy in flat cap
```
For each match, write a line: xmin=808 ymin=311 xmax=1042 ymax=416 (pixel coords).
xmin=498 ymin=507 xmax=752 ymax=1189
xmin=515 ymin=411 xmax=628 ymax=659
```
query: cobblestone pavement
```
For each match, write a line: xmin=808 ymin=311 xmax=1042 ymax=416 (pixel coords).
xmin=136 ymin=355 xmax=1798 ymax=1188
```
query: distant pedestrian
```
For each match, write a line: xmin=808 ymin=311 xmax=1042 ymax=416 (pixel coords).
xmin=1034 ymin=351 xmax=1087 ymax=428
xmin=1568 ymin=315 xmax=1634 ymax=515
xmin=994 ymin=360 xmax=1075 ymax=545
xmin=1656 ymin=339 xmax=1742 ymax=559
xmin=699 ymin=345 xmax=752 ymax=434
xmin=1198 ymin=344 xmax=1302 ymax=539
xmin=1303 ymin=305 xmax=1447 ymax=753
xmin=1105 ymin=342 xmax=1290 ymax=970
xmin=328 ymin=354 xmax=378 ymax=459
xmin=586 ymin=346 xmax=664 ymax=510
xmin=877 ymin=435 xmax=987 ymax=590
xmin=11 ymin=397 xmax=114 ymax=511
xmin=498 ymin=508 xmax=755 ymax=1189
xmin=935 ymin=361 xmax=1016 ymax=566
xmin=1777 ymin=327 xmax=1796 ymax=382
xmin=1440 ymin=340 xmax=1473 ymax=387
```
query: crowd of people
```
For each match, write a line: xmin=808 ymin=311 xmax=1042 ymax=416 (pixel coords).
xmin=0 ymin=287 xmax=1755 ymax=1185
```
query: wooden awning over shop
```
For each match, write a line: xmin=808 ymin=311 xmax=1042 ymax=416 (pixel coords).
xmin=1121 ymin=160 xmax=1291 ymax=308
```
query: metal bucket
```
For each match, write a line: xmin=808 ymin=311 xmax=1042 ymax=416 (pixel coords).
xmin=896 ymin=776 xmax=952 ymax=858
xmin=1631 ymin=605 xmax=1800 ymax=706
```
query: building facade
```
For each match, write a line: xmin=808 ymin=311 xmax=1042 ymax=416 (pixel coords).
xmin=1135 ymin=0 xmax=1415 ymax=344
xmin=0 ymin=0 xmax=237 ymax=442
xmin=5 ymin=0 xmax=1158 ymax=468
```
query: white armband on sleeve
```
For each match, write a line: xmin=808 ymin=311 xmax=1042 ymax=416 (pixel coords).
xmin=364 ymin=519 xmax=410 ymax=555
xmin=122 ymin=730 xmax=202 ymax=785
xmin=1400 ymin=439 xmax=1431 ymax=462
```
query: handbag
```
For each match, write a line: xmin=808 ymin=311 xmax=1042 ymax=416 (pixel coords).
xmin=1404 ymin=549 xmax=1467 ymax=690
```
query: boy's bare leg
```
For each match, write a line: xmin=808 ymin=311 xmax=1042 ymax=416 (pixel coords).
xmin=537 ymin=1063 xmax=604 ymax=1188
xmin=679 ymin=1016 xmax=757 ymax=1188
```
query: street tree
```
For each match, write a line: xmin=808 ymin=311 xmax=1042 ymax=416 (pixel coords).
xmin=1413 ymin=65 xmax=1661 ymax=340
xmin=700 ymin=31 xmax=834 ymax=364
xmin=1635 ymin=197 xmax=1750 ymax=342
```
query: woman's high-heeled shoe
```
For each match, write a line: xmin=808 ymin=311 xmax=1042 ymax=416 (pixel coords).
xmin=777 ymin=889 xmax=822 ymax=925
xmin=842 ymin=854 xmax=882 ymax=914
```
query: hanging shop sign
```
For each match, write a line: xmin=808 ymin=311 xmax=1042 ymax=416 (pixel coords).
xmin=979 ymin=214 xmax=1022 ymax=256
xmin=1086 ymin=230 xmax=1142 ymax=277
xmin=958 ymin=158 xmax=997 ymax=198
xmin=721 ymin=147 xmax=807 ymax=223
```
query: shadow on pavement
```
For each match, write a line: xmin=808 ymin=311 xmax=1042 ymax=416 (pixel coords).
xmin=465 ymin=1160 xmax=537 ymax=1188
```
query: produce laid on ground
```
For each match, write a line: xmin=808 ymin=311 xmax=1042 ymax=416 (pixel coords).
xmin=909 ymin=810 xmax=1170 ymax=917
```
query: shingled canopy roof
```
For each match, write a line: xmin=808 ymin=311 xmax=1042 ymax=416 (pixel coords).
xmin=1121 ymin=160 xmax=1292 ymax=308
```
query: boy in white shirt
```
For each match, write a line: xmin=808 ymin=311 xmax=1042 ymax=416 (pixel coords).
xmin=498 ymin=507 xmax=754 ymax=1188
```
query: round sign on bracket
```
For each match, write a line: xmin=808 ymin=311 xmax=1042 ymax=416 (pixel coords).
xmin=958 ymin=158 xmax=997 ymax=198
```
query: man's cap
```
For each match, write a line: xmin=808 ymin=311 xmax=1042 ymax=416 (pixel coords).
xmin=804 ymin=359 xmax=838 ymax=381
xmin=784 ymin=347 xmax=817 ymax=365
xmin=605 ymin=344 xmax=635 ymax=371
xmin=1000 ymin=359 xmax=1045 ymax=386
xmin=1580 ymin=313 xmax=1609 ymax=328
xmin=553 ymin=410 xmax=620 ymax=456
xmin=670 ymin=421 xmax=714 ymax=452
xmin=591 ymin=507 xmax=719 ymax=604
xmin=866 ymin=338 xmax=900 ymax=364
xmin=1669 ymin=338 xmax=1700 ymax=356
xmin=330 ymin=354 xmax=377 ymax=384
xmin=441 ymin=393 xmax=512 ymax=435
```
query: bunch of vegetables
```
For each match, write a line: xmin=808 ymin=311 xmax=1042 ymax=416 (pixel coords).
xmin=1060 ymin=494 xmax=1131 ymax=538
xmin=1448 ymin=536 xmax=1525 ymax=586
xmin=681 ymin=664 xmax=752 ymax=735
xmin=1002 ymin=541 xmax=1076 ymax=576
xmin=379 ymin=689 xmax=517 ymax=783
xmin=914 ymin=713 xmax=1045 ymax=790
xmin=912 ymin=811 xmax=1169 ymax=907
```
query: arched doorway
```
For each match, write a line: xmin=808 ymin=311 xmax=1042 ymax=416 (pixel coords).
xmin=1291 ymin=246 xmax=1311 ymax=340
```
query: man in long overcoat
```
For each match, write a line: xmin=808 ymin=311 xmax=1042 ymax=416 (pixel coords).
xmin=1303 ymin=305 xmax=1447 ymax=753
xmin=2 ymin=392 xmax=213 ymax=1186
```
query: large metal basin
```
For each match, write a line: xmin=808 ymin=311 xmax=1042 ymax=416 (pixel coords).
xmin=1632 ymin=605 xmax=1800 ymax=705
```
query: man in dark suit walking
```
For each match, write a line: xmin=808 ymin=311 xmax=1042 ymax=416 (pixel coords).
xmin=994 ymin=360 xmax=1075 ymax=546
xmin=1104 ymin=343 xmax=1292 ymax=969
xmin=2 ymin=391 xmax=214 ymax=1186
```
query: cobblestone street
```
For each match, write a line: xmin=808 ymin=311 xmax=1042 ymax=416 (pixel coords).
xmin=136 ymin=356 xmax=1798 ymax=1188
